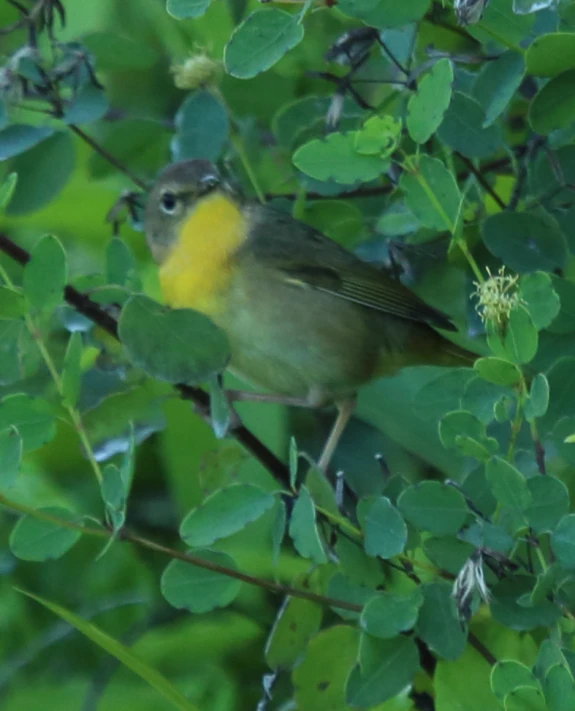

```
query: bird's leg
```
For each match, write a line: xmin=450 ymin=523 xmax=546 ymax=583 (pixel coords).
xmin=225 ymin=390 xmax=313 ymax=408
xmin=318 ymin=397 xmax=356 ymax=472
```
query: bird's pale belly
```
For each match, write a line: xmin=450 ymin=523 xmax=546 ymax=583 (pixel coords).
xmin=216 ymin=273 xmax=397 ymax=401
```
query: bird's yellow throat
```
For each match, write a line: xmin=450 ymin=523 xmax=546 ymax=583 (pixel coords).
xmin=159 ymin=192 xmax=245 ymax=317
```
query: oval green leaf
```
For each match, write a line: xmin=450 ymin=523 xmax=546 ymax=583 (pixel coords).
xmin=180 ymin=484 xmax=275 ymax=547
xmin=118 ymin=294 xmax=230 ymax=384
xmin=224 ymin=9 xmax=304 ymax=79
xmin=161 ymin=549 xmax=242 ymax=613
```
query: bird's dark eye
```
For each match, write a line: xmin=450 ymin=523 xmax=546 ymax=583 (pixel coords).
xmin=160 ymin=191 xmax=177 ymax=214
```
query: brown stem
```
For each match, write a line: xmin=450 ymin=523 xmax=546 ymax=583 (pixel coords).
xmin=0 ymin=493 xmax=358 ymax=611
xmin=126 ymin=531 xmax=360 ymax=611
xmin=468 ymin=632 xmax=497 ymax=666
xmin=0 ymin=233 xmax=292 ymax=489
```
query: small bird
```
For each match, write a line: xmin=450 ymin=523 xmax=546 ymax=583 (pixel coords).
xmin=144 ymin=159 xmax=474 ymax=470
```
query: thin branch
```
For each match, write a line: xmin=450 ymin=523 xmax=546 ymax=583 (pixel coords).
xmin=456 ymin=153 xmax=506 ymax=210
xmin=0 ymin=0 xmax=45 ymax=35
xmin=0 ymin=233 xmax=292 ymax=489
xmin=0 ymin=494 xmax=359 ymax=612
xmin=468 ymin=632 xmax=497 ymax=666
xmin=508 ymin=136 xmax=544 ymax=211
xmin=126 ymin=530 xmax=361 ymax=611
xmin=68 ymin=125 xmax=147 ymax=191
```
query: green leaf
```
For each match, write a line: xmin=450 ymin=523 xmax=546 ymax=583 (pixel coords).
xmin=544 ymin=664 xmax=575 ymax=711
xmin=172 ymin=91 xmax=229 ymax=162
xmin=543 ymin=358 xmax=575 ymax=433
xmin=0 ymin=427 xmax=22 ymax=488
xmin=530 ymin=565 xmax=559 ymax=606
xmin=288 ymin=485 xmax=327 ymax=564
xmin=0 ymin=394 xmax=55 ymax=452
xmin=327 ymin=572 xmax=375 ymax=620
xmin=435 ymin=644 xmax=500 ymax=709
xmin=301 ymin=200 xmax=363 ymax=247
xmin=18 ymin=588 xmax=200 ymax=711
xmin=415 ymin=369 xmax=475 ymax=422
xmin=0 ymin=172 xmax=17 ymax=211
xmin=346 ymin=635 xmax=420 ymax=707
xmin=118 ymin=294 xmax=230 ymax=384
xmin=180 ymin=484 xmax=275 ymax=547
xmin=462 ymin=376 xmax=508 ymax=425
xmin=357 ymin=495 xmax=407 ymax=559
xmin=525 ymin=475 xmax=568 ymax=534
xmin=224 ymin=9 xmax=304 ymax=79
xmin=63 ymin=83 xmax=109 ymax=125
xmin=472 ymin=51 xmax=525 ymax=126
xmin=474 ymin=357 xmax=522 ymax=387
xmin=360 ymin=588 xmax=423 ymax=639
xmin=293 ymin=132 xmax=388 ymax=185
xmin=101 ymin=463 xmax=127 ymax=534
xmin=536 ymin=639 xmax=567 ymax=679
xmin=407 ymin=58 xmax=454 ymax=143
xmin=437 ymin=92 xmax=502 ymax=158
xmin=106 ymin=238 xmax=141 ymax=290
xmin=439 ymin=409 xmax=498 ymax=460
xmin=524 ymin=374 xmax=549 ymax=422
xmin=265 ymin=594 xmax=323 ymax=669
xmin=271 ymin=498 xmax=286 ymax=567
xmin=23 ymin=235 xmax=67 ymax=313
xmin=398 ymin=481 xmax=468 ymax=535
xmin=293 ymin=626 xmax=360 ymax=711
xmin=467 ymin=0 xmax=535 ymax=47
xmin=492 ymin=660 xmax=540 ymax=699
xmin=486 ymin=308 xmax=538 ymax=365
xmin=6 ymin=132 xmax=75 ymax=216
xmin=0 ymin=286 xmax=25 ymax=319
xmin=504 ymin=686 xmax=546 ymax=711
xmin=87 ymin=119 xmax=170 ymax=180
xmin=482 ymin=210 xmax=568 ymax=274
xmin=423 ymin=536 xmax=476 ymax=575
xmin=551 ymin=514 xmax=575 ymax=571
xmin=519 ymin=272 xmax=560 ymax=330
xmin=547 ymin=277 xmax=575 ymax=335
xmin=272 ymin=95 xmax=363 ymax=149
xmin=61 ymin=332 xmax=83 ymax=408
xmin=526 ymin=33 xmax=575 ymax=78
xmin=0 ymin=125 xmax=53 ymax=160
xmin=161 ymin=550 xmax=242 ymax=613
xmin=0 ymin=320 xmax=24 ymax=385
xmin=399 ymin=155 xmax=461 ymax=231
xmin=354 ymin=115 xmax=401 ymax=156
xmin=416 ymin=582 xmax=467 ymax=660
xmin=9 ymin=507 xmax=81 ymax=561
xmin=166 ymin=0 xmax=211 ymax=19
xmin=83 ymin=32 xmax=158 ymax=70
xmin=485 ymin=456 xmax=531 ymax=512
xmin=491 ymin=575 xmax=561 ymax=631
xmin=529 ymin=69 xmax=575 ymax=135
xmin=337 ymin=0 xmax=430 ymax=28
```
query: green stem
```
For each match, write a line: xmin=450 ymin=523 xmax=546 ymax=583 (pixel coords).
xmin=0 ymin=265 xmax=103 ymax=486
xmin=506 ymin=395 xmax=523 ymax=462
xmin=230 ymin=128 xmax=266 ymax=204
xmin=534 ymin=545 xmax=548 ymax=574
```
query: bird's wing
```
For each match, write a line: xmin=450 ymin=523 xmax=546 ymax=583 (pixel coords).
xmin=243 ymin=206 xmax=457 ymax=332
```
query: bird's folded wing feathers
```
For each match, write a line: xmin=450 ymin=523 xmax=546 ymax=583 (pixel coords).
xmin=245 ymin=208 xmax=456 ymax=331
